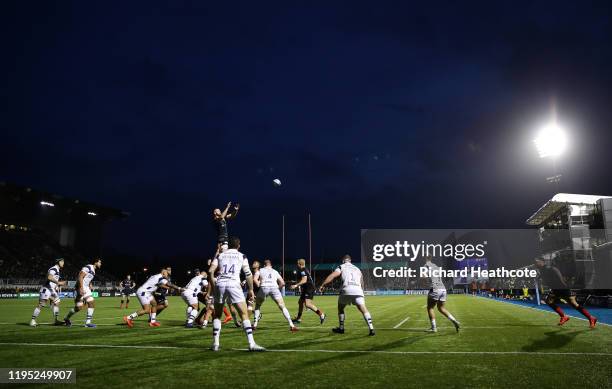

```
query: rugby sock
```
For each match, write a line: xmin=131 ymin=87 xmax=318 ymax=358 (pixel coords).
xmin=223 ymin=306 xmax=231 ymax=318
xmin=186 ymin=306 xmax=193 ymax=320
xmin=65 ymin=308 xmax=76 ymax=320
xmin=575 ymin=306 xmax=593 ymax=320
xmin=339 ymin=313 xmax=345 ymax=330
xmin=203 ymin=320 xmax=208 ymax=327
xmin=254 ymin=309 xmax=261 ymax=326
xmin=430 ymin=318 xmax=437 ymax=330
xmin=32 ymin=307 xmax=41 ymax=320
xmin=86 ymin=308 xmax=94 ymax=324
xmin=281 ymin=307 xmax=294 ymax=327
xmin=52 ymin=305 xmax=60 ymax=320
xmin=212 ymin=319 xmax=221 ymax=346
xmin=315 ymin=309 xmax=322 ymax=316
xmin=549 ymin=303 xmax=565 ymax=317
xmin=363 ymin=312 xmax=374 ymax=330
xmin=187 ymin=310 xmax=197 ymax=324
xmin=150 ymin=312 xmax=157 ymax=323
xmin=242 ymin=319 xmax=255 ymax=347
xmin=128 ymin=312 xmax=138 ymax=320
xmin=446 ymin=313 xmax=458 ymax=325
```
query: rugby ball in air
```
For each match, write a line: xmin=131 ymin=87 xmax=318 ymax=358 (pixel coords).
xmin=272 ymin=178 xmax=282 ymax=187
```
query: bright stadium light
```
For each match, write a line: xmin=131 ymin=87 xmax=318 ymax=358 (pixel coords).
xmin=40 ymin=201 xmax=55 ymax=207
xmin=534 ymin=122 xmax=568 ymax=158
xmin=87 ymin=211 xmax=97 ymax=216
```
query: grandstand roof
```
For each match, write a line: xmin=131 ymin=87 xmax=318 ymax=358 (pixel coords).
xmin=525 ymin=193 xmax=612 ymax=226
xmin=0 ymin=181 xmax=129 ymax=220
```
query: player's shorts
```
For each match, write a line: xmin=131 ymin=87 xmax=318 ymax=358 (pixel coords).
xmin=338 ymin=294 xmax=365 ymax=306
xmin=546 ymin=289 xmax=576 ymax=300
xmin=197 ymin=292 xmax=208 ymax=304
xmin=299 ymin=289 xmax=315 ymax=301
xmin=214 ymin=282 xmax=245 ymax=304
xmin=137 ymin=290 xmax=154 ymax=306
xmin=427 ymin=288 xmax=447 ymax=302
xmin=121 ymin=288 xmax=133 ymax=296
xmin=256 ymin=287 xmax=283 ymax=302
xmin=75 ymin=286 xmax=93 ymax=303
xmin=181 ymin=291 xmax=199 ymax=306
xmin=39 ymin=287 xmax=60 ymax=304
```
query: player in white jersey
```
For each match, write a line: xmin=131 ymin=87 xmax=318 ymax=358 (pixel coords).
xmin=208 ymin=236 xmax=265 ymax=351
xmin=64 ymin=258 xmax=102 ymax=327
xmin=182 ymin=270 xmax=208 ymax=328
xmin=123 ymin=267 xmax=182 ymax=328
xmin=253 ymin=259 xmax=298 ymax=332
xmin=319 ymin=255 xmax=375 ymax=336
xmin=423 ymin=256 xmax=460 ymax=333
xmin=30 ymin=258 xmax=66 ymax=327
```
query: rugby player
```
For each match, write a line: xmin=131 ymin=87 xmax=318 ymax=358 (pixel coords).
xmin=64 ymin=258 xmax=103 ymax=327
xmin=123 ymin=267 xmax=182 ymax=327
xmin=30 ymin=258 xmax=66 ymax=327
xmin=182 ymin=269 xmax=208 ymax=328
xmin=208 ymin=236 xmax=264 ymax=351
xmin=319 ymin=255 xmax=375 ymax=336
xmin=213 ymin=201 xmax=239 ymax=251
xmin=289 ymin=258 xmax=325 ymax=324
xmin=535 ymin=258 xmax=597 ymax=328
xmin=253 ymin=259 xmax=298 ymax=332
xmin=423 ymin=256 xmax=460 ymax=333
xmin=119 ymin=275 xmax=135 ymax=309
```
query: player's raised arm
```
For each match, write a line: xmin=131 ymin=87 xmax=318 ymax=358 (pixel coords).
xmin=220 ymin=202 xmax=232 ymax=219
xmin=318 ymin=267 xmax=342 ymax=293
xmin=226 ymin=203 xmax=239 ymax=219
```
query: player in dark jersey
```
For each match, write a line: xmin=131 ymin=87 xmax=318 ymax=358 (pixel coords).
xmin=119 ymin=275 xmax=136 ymax=309
xmin=535 ymin=258 xmax=597 ymax=328
xmin=213 ymin=202 xmax=239 ymax=251
xmin=153 ymin=266 xmax=174 ymax=317
xmin=289 ymin=258 xmax=325 ymax=324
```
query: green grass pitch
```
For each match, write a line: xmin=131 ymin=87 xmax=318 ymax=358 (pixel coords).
xmin=0 ymin=295 xmax=610 ymax=388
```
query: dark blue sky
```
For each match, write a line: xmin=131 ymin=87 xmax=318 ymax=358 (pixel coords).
xmin=2 ymin=1 xmax=612 ymax=261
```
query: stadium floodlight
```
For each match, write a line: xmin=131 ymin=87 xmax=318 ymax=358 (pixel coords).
xmin=534 ymin=122 xmax=567 ymax=158
xmin=87 ymin=211 xmax=97 ymax=216
xmin=40 ymin=201 xmax=55 ymax=207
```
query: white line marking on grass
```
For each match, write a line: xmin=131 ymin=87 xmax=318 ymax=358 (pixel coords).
xmin=393 ymin=316 xmax=410 ymax=329
xmin=478 ymin=297 xmax=612 ymax=328
xmin=0 ymin=342 xmax=180 ymax=350
xmin=231 ymin=348 xmax=612 ymax=356
xmin=2 ymin=342 xmax=609 ymax=356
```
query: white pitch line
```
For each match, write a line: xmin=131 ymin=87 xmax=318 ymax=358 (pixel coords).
xmin=0 ymin=342 xmax=609 ymax=356
xmin=0 ymin=342 xmax=180 ymax=350
xmin=232 ymin=348 xmax=612 ymax=356
xmin=393 ymin=316 xmax=411 ymax=329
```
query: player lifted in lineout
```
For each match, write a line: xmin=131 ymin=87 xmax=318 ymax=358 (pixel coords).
xmin=535 ymin=258 xmax=597 ymax=328
xmin=290 ymin=259 xmax=325 ymax=324
xmin=319 ymin=255 xmax=375 ymax=336
xmin=423 ymin=256 xmax=460 ymax=333
xmin=64 ymin=258 xmax=103 ymax=328
xmin=253 ymin=259 xmax=298 ymax=332
xmin=119 ymin=274 xmax=136 ymax=309
xmin=208 ymin=236 xmax=264 ymax=351
xmin=213 ymin=201 xmax=239 ymax=252
xmin=123 ymin=267 xmax=182 ymax=327
xmin=181 ymin=269 xmax=208 ymax=328
xmin=30 ymin=258 xmax=66 ymax=327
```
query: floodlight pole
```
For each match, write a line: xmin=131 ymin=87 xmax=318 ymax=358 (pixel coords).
xmin=308 ymin=213 xmax=312 ymax=274
xmin=282 ymin=214 xmax=285 ymax=279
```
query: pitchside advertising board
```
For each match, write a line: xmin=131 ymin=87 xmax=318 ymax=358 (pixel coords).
xmin=0 ymin=292 xmax=137 ymax=299
xmin=361 ymin=229 xmax=612 ymax=290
